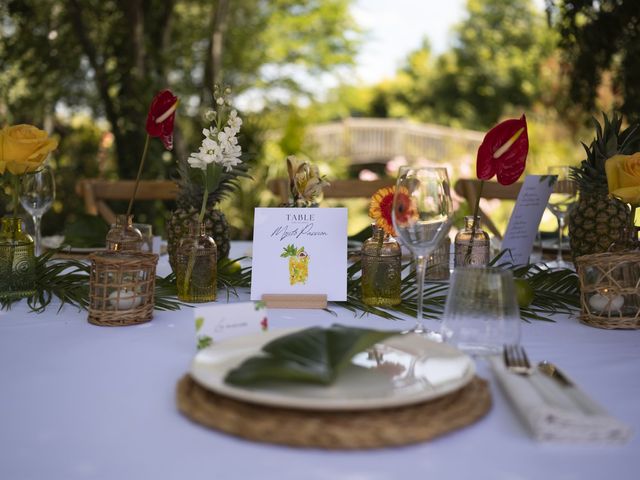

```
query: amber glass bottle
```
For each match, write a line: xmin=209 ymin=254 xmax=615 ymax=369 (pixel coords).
xmin=0 ymin=217 xmax=36 ymax=300
xmin=361 ymin=224 xmax=401 ymax=306
xmin=176 ymin=222 xmax=217 ymax=302
xmin=106 ymin=214 xmax=143 ymax=252
xmin=454 ymin=216 xmax=490 ymax=268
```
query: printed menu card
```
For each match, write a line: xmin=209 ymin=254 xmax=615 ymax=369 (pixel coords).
xmin=250 ymin=207 xmax=348 ymax=301
xmin=501 ymin=175 xmax=556 ymax=265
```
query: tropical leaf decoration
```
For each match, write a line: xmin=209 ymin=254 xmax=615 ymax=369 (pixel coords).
xmin=504 ymin=263 xmax=580 ymax=322
xmin=1 ymin=250 xmax=251 ymax=313
xmin=225 ymin=324 xmax=397 ymax=386
xmin=332 ymin=255 xmax=580 ymax=323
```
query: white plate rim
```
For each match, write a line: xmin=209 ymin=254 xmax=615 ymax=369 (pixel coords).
xmin=190 ymin=328 xmax=476 ymax=411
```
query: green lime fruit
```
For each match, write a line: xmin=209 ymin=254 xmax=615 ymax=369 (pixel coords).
xmin=219 ymin=259 xmax=242 ymax=275
xmin=514 ymin=278 xmax=534 ymax=308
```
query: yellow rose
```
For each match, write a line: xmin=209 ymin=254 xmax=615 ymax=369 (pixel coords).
xmin=0 ymin=124 xmax=58 ymax=175
xmin=605 ymin=153 xmax=640 ymax=205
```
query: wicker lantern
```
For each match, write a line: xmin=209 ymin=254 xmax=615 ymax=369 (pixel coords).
xmin=88 ymin=251 xmax=158 ymax=326
xmin=576 ymin=251 xmax=640 ymax=329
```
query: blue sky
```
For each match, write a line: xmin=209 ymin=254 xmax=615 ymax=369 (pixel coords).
xmin=353 ymin=0 xmax=467 ymax=83
xmin=352 ymin=0 xmax=547 ymax=84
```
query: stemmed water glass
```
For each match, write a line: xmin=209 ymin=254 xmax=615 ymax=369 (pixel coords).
xmin=546 ymin=166 xmax=577 ymax=269
xmin=19 ymin=165 xmax=55 ymax=256
xmin=392 ymin=166 xmax=453 ymax=337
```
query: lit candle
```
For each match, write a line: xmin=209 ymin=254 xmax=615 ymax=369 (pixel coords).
xmin=588 ymin=290 xmax=624 ymax=314
xmin=108 ymin=289 xmax=141 ymax=310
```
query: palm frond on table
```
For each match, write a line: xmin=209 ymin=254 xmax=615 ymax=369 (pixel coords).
xmin=1 ymin=250 xmax=90 ymax=313
xmin=510 ymin=263 xmax=580 ymax=322
xmin=331 ymin=260 xmax=449 ymax=321
xmin=0 ymin=249 xmax=187 ymax=313
xmin=331 ymin=257 xmax=580 ymax=323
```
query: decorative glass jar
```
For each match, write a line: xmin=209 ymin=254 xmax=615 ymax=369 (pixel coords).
xmin=106 ymin=214 xmax=143 ymax=252
xmin=428 ymin=237 xmax=451 ymax=280
xmin=361 ymin=224 xmax=401 ymax=306
xmin=454 ymin=216 xmax=490 ymax=268
xmin=176 ymin=222 xmax=217 ymax=302
xmin=0 ymin=217 xmax=36 ymax=300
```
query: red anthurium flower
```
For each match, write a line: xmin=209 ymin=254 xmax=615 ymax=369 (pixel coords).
xmin=145 ymin=90 xmax=179 ymax=150
xmin=476 ymin=114 xmax=528 ymax=186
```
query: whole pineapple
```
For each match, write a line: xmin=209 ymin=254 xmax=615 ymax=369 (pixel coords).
xmin=166 ymin=163 xmax=241 ymax=271
xmin=568 ymin=113 xmax=640 ymax=260
xmin=167 ymin=87 xmax=249 ymax=272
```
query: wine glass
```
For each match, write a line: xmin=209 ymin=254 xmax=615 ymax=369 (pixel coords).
xmin=392 ymin=166 xmax=453 ymax=337
xmin=19 ymin=165 xmax=55 ymax=256
xmin=546 ymin=166 xmax=577 ymax=269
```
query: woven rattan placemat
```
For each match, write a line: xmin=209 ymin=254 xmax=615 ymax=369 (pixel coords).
xmin=176 ymin=374 xmax=491 ymax=449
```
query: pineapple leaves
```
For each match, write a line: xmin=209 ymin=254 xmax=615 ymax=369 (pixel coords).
xmin=280 ymin=244 xmax=303 ymax=258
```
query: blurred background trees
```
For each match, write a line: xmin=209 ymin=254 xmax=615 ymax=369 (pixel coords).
xmin=1 ymin=0 xmax=639 ymax=238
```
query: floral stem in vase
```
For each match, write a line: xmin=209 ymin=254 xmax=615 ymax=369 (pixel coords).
xmin=465 ymin=180 xmax=484 ymax=262
xmin=126 ymin=134 xmax=150 ymax=218
xmin=182 ymin=180 xmax=210 ymax=295
xmin=8 ymin=174 xmax=19 ymax=270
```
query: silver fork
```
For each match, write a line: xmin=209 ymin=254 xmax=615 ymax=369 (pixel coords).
xmin=503 ymin=344 xmax=533 ymax=375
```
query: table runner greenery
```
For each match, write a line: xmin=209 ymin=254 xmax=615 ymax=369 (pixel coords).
xmin=2 ymin=249 xmax=579 ymax=323
xmin=334 ymin=257 xmax=580 ymax=323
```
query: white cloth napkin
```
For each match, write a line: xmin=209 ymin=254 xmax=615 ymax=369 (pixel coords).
xmin=489 ymin=356 xmax=632 ymax=443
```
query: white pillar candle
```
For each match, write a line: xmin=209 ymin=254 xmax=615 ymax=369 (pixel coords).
xmin=108 ymin=289 xmax=142 ymax=310
xmin=588 ymin=292 xmax=624 ymax=314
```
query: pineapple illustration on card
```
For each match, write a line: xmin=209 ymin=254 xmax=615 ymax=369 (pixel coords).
xmin=280 ymin=244 xmax=310 ymax=285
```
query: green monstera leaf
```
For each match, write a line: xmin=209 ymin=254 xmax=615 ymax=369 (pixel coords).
xmin=224 ymin=324 xmax=397 ymax=386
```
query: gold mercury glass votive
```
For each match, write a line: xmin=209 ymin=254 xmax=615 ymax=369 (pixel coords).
xmin=88 ymin=251 xmax=158 ymax=326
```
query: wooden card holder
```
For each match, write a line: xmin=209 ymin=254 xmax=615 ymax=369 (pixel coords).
xmin=261 ymin=294 xmax=328 ymax=309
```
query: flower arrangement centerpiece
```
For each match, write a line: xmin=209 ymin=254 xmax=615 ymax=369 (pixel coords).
xmin=167 ymin=85 xmax=249 ymax=272
xmin=568 ymin=113 xmax=640 ymax=259
xmin=88 ymin=90 xmax=178 ymax=326
xmin=0 ymin=124 xmax=58 ymax=299
xmin=604 ymin=149 xmax=640 ymax=249
xmin=361 ymin=186 xmax=406 ymax=306
xmin=106 ymin=89 xmax=179 ymax=252
xmin=460 ymin=115 xmax=529 ymax=266
xmin=283 ymin=155 xmax=329 ymax=207
xmin=569 ymin=114 xmax=640 ymax=330
xmin=170 ymin=86 xmax=248 ymax=302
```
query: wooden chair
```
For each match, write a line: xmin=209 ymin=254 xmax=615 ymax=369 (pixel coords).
xmin=267 ymin=178 xmax=395 ymax=204
xmin=75 ymin=179 xmax=179 ymax=225
xmin=453 ymin=179 xmax=523 ymax=239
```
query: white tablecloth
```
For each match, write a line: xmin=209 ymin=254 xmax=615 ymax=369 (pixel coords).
xmin=1 ymin=244 xmax=639 ymax=480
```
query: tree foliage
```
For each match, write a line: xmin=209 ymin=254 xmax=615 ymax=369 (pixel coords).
xmin=431 ymin=0 xmax=555 ymax=128
xmin=0 ymin=0 xmax=360 ymax=179
xmin=361 ymin=0 xmax=555 ymax=130
xmin=547 ymin=0 xmax=640 ymax=122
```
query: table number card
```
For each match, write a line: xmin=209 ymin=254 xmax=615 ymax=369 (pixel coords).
xmin=501 ymin=175 xmax=556 ymax=265
xmin=250 ymin=207 xmax=348 ymax=302
xmin=194 ymin=302 xmax=268 ymax=348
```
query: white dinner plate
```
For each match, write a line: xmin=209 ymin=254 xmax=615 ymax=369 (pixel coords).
xmin=42 ymin=236 xmax=105 ymax=254
xmin=190 ymin=328 xmax=476 ymax=411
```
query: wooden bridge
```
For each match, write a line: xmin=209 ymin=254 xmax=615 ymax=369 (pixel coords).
xmin=304 ymin=117 xmax=484 ymax=164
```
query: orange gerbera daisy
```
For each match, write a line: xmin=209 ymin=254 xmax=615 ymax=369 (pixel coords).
xmin=369 ymin=186 xmax=413 ymax=236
